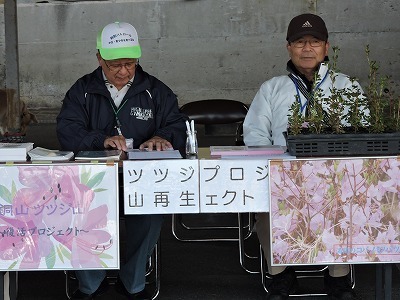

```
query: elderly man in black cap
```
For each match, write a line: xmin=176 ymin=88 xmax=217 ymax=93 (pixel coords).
xmin=243 ymin=13 xmax=361 ymax=300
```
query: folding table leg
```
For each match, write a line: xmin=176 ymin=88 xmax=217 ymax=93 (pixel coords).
xmin=375 ymin=264 xmax=392 ymax=300
xmin=1 ymin=272 xmax=18 ymax=300
xmin=383 ymin=264 xmax=392 ymax=300
xmin=1 ymin=272 xmax=4 ymax=300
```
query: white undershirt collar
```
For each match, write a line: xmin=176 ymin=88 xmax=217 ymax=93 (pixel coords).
xmin=102 ymin=71 xmax=134 ymax=107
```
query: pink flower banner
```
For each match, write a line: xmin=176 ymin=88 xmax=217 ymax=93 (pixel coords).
xmin=0 ymin=163 xmax=119 ymax=271
xmin=269 ymin=157 xmax=400 ymax=265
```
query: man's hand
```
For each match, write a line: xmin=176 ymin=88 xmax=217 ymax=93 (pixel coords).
xmin=104 ymin=135 xmax=128 ymax=151
xmin=140 ymin=136 xmax=172 ymax=151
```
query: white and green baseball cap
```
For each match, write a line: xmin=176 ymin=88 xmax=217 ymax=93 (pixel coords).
xmin=97 ymin=22 xmax=142 ymax=60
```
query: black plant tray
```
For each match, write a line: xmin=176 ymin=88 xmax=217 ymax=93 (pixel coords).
xmin=285 ymin=132 xmax=400 ymax=157
xmin=0 ymin=134 xmax=26 ymax=143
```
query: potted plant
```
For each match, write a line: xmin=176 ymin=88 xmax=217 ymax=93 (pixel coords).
xmin=286 ymin=46 xmax=400 ymax=157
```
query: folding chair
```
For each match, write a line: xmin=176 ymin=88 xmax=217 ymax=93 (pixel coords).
xmin=238 ymin=212 xmax=261 ymax=274
xmin=171 ymin=99 xmax=252 ymax=242
xmin=260 ymin=245 xmax=356 ymax=297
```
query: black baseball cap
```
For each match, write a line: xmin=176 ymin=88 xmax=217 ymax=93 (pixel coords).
xmin=286 ymin=13 xmax=328 ymax=42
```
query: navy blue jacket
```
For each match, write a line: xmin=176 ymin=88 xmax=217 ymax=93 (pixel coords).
xmin=57 ymin=65 xmax=187 ymax=153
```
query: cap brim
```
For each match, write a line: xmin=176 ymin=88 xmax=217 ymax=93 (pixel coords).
xmin=99 ymin=46 xmax=142 ymax=60
xmin=287 ymin=31 xmax=327 ymax=42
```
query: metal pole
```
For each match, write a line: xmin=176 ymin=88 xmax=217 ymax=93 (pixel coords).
xmin=2 ymin=1 xmax=20 ymax=294
xmin=0 ymin=272 xmax=4 ymax=300
xmin=4 ymin=0 xmax=21 ymax=131
xmin=376 ymin=264 xmax=383 ymax=300
xmin=383 ymin=264 xmax=392 ymax=300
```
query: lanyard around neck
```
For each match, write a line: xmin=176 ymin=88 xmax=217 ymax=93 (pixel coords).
xmin=107 ymin=98 xmax=129 ymax=135
xmin=293 ymin=70 xmax=329 ymax=113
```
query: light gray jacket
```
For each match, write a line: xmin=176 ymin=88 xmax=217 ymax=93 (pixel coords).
xmin=243 ymin=62 xmax=364 ymax=146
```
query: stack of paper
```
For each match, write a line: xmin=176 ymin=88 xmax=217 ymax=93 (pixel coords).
xmin=210 ymin=145 xmax=285 ymax=157
xmin=75 ymin=150 xmax=123 ymax=161
xmin=0 ymin=142 xmax=34 ymax=162
xmin=28 ymin=147 xmax=74 ymax=161
xmin=127 ymin=149 xmax=182 ymax=160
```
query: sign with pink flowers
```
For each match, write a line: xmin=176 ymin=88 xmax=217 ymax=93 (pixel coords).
xmin=0 ymin=163 xmax=119 ymax=271
xmin=269 ymin=157 xmax=400 ymax=265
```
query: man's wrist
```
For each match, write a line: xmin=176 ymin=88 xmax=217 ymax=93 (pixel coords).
xmin=104 ymin=136 xmax=111 ymax=148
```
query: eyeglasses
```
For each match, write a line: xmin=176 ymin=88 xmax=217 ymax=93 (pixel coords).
xmin=291 ymin=39 xmax=324 ymax=48
xmin=103 ymin=60 xmax=137 ymax=72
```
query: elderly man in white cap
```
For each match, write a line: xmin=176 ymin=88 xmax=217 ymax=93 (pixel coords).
xmin=57 ymin=22 xmax=187 ymax=299
xmin=244 ymin=13 xmax=361 ymax=300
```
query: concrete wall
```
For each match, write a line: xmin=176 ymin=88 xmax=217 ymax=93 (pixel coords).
xmin=0 ymin=0 xmax=399 ymax=122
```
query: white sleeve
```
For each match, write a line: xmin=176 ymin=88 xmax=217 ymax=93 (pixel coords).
xmin=243 ymin=82 xmax=273 ymax=146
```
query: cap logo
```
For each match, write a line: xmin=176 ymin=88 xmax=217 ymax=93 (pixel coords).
xmin=286 ymin=14 xmax=328 ymax=42
xmin=108 ymin=33 xmax=135 ymax=46
xmin=302 ymin=21 xmax=312 ymax=28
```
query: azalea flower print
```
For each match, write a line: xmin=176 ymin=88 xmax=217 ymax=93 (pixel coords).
xmin=269 ymin=157 xmax=400 ymax=265
xmin=0 ymin=164 xmax=117 ymax=270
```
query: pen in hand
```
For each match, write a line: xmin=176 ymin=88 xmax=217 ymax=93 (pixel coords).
xmin=116 ymin=126 xmax=123 ymax=136
xmin=104 ymin=126 xmax=127 ymax=151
